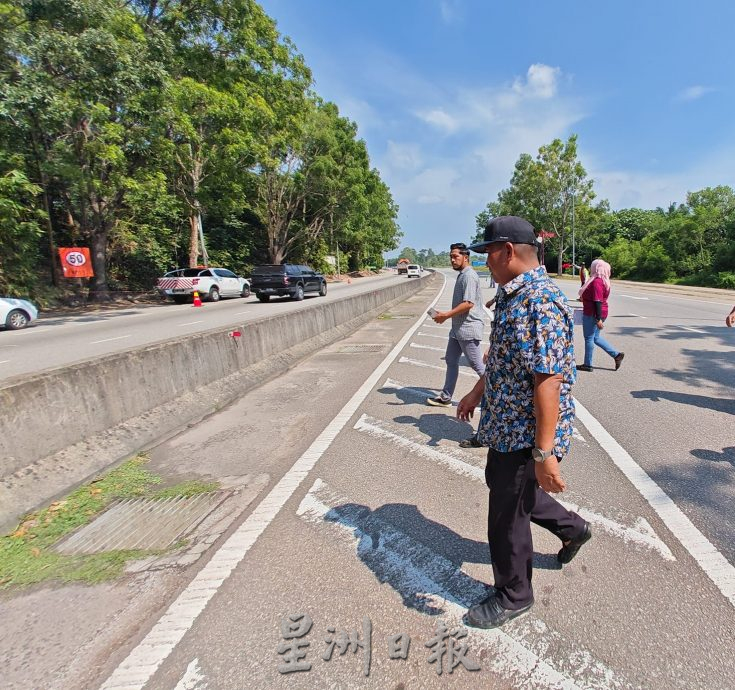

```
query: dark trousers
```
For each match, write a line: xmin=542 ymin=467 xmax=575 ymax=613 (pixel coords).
xmin=485 ymin=447 xmax=586 ymax=609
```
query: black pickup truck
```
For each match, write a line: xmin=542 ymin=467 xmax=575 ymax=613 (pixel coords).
xmin=250 ymin=264 xmax=327 ymax=302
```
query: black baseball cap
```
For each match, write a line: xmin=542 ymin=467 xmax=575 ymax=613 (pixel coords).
xmin=468 ymin=216 xmax=537 ymax=252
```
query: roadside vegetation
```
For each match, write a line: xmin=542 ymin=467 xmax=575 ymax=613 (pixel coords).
xmin=0 ymin=454 xmax=218 ymax=588
xmin=1 ymin=0 xmax=401 ymax=305
xmin=474 ymin=135 xmax=735 ymax=288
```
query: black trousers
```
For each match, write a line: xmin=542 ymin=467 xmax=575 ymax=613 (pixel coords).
xmin=485 ymin=447 xmax=586 ymax=609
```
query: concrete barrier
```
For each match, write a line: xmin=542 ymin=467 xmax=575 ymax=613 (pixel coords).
xmin=0 ymin=272 xmax=438 ymax=530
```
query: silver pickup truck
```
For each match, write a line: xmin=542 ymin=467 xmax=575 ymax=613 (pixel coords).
xmin=156 ymin=267 xmax=251 ymax=304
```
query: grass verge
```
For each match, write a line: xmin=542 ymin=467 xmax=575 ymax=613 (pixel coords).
xmin=0 ymin=454 xmax=218 ymax=589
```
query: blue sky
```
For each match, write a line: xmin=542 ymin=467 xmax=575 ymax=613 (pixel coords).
xmin=260 ymin=0 xmax=735 ymax=254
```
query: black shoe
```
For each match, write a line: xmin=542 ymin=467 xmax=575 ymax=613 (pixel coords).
xmin=426 ymin=396 xmax=452 ymax=407
xmin=465 ymin=594 xmax=533 ymax=629
xmin=459 ymin=436 xmax=483 ymax=448
xmin=614 ymin=352 xmax=625 ymax=370
xmin=557 ymin=522 xmax=592 ymax=564
xmin=576 ymin=364 xmax=593 ymax=372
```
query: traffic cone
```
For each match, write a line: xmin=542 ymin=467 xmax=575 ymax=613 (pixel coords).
xmin=193 ymin=291 xmax=203 ymax=307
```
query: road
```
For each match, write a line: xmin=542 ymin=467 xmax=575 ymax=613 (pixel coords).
xmin=1 ymin=270 xmax=734 ymax=689
xmin=0 ymin=272 xmax=407 ymax=382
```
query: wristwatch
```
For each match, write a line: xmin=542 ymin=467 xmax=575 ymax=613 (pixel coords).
xmin=532 ymin=447 xmax=553 ymax=463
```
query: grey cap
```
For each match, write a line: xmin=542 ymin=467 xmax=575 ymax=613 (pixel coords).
xmin=468 ymin=216 xmax=537 ymax=252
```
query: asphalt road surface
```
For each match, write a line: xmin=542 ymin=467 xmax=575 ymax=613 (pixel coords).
xmin=0 ymin=272 xmax=407 ymax=383
xmin=2 ymin=270 xmax=733 ymax=690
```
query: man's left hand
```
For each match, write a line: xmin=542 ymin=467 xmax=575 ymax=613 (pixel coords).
xmin=535 ymin=458 xmax=566 ymax=493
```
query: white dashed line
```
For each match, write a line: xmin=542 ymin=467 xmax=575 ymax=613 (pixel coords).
xmin=620 ymin=294 xmax=650 ymax=300
xmin=89 ymin=335 xmax=132 ymax=345
xmin=677 ymin=325 xmax=707 ymax=334
xmin=410 ymin=342 xmax=445 ymax=353
xmin=399 ymin=356 xmax=477 ymax=377
xmin=416 ymin=332 xmax=450 ymax=340
xmin=178 ymin=321 xmax=204 ymax=327
xmin=628 ymin=313 xmax=648 ymax=319
xmin=575 ymin=400 xmax=735 ymax=607
xmin=0 ymin=360 xmax=9 ymax=364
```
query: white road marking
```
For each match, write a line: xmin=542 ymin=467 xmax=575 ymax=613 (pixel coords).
xmin=174 ymin=658 xmax=207 ymax=689
xmin=416 ymin=331 xmax=450 ymax=340
xmin=422 ymin=324 xmax=451 ymax=330
xmin=178 ymin=320 xmax=204 ymax=327
xmin=298 ymin=478 xmax=625 ymax=689
xmin=628 ymin=313 xmax=648 ymax=319
xmin=89 ymin=335 xmax=132 ymax=345
xmin=677 ymin=325 xmax=707 ymax=334
xmin=575 ymin=400 xmax=735 ymax=607
xmin=0 ymin=360 xmax=8 ymax=364
xmin=410 ymin=342 xmax=445 ymax=353
xmin=99 ymin=275 xmax=448 ymax=690
xmin=354 ymin=414 xmax=674 ymax=560
xmin=399 ymin=356 xmax=477 ymax=377
xmin=382 ymin=378 xmax=457 ymax=406
xmin=620 ymin=294 xmax=650 ymax=300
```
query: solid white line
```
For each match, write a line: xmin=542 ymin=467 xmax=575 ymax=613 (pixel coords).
xmin=574 ymin=400 xmax=735 ymax=607
xmin=628 ymin=313 xmax=648 ymax=319
xmin=620 ymin=294 xmax=650 ymax=300
xmin=178 ymin=321 xmax=204 ymax=327
xmin=399 ymin=356 xmax=477 ymax=377
xmin=354 ymin=414 xmax=674 ymax=560
xmin=677 ymin=325 xmax=707 ymax=334
xmin=89 ymin=335 xmax=132 ymax=345
xmin=99 ymin=275 xmax=448 ymax=690
xmin=410 ymin=342 xmax=444 ymax=353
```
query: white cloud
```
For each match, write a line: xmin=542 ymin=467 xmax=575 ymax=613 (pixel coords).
xmin=675 ymin=85 xmax=714 ymax=102
xmin=385 ymin=141 xmax=423 ymax=171
xmin=415 ymin=108 xmax=460 ymax=133
xmin=439 ymin=0 xmax=463 ymax=24
xmin=513 ymin=64 xmax=561 ymax=99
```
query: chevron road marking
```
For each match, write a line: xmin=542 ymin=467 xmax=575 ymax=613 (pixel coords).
xmin=410 ymin=342 xmax=445 ymax=353
xmin=297 ymin=478 xmax=627 ymax=690
xmin=353 ymin=413 xmax=674 ymax=561
xmin=398 ymin=356 xmax=477 ymax=377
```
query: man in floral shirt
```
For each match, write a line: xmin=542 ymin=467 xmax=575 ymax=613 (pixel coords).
xmin=458 ymin=216 xmax=591 ymax=629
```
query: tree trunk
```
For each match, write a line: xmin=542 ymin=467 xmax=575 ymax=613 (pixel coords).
xmin=188 ymin=212 xmax=199 ymax=267
xmin=88 ymin=225 xmax=110 ymax=301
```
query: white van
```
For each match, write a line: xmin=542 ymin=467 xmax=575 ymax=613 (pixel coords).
xmin=406 ymin=264 xmax=421 ymax=278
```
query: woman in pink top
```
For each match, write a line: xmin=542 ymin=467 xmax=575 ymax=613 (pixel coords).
xmin=576 ymin=259 xmax=624 ymax=372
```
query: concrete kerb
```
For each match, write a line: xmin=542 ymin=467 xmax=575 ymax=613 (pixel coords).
xmin=0 ymin=273 xmax=439 ymax=532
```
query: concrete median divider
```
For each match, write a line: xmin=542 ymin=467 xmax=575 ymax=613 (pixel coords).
xmin=0 ymin=272 xmax=439 ymax=531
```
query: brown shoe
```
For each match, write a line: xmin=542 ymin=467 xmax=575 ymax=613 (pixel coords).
xmin=614 ymin=353 xmax=625 ymax=370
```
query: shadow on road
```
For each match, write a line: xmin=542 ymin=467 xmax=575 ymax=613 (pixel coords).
xmin=323 ymin=502 xmax=560 ymax=616
xmin=631 ymin=389 xmax=735 ymax=416
xmin=392 ymin=413 xmax=474 ymax=447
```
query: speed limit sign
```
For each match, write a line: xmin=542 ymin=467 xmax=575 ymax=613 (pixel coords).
xmin=59 ymin=247 xmax=94 ymax=278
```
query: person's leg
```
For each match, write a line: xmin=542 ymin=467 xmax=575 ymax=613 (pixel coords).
xmin=581 ymin=314 xmax=597 ymax=367
xmin=459 ymin=339 xmax=486 ymax=378
xmin=592 ymin=319 xmax=619 ymax=359
xmin=439 ymin=337 xmax=461 ymax=400
xmin=485 ymin=448 xmax=536 ymax=609
xmin=530 ymin=484 xmax=586 ymax=542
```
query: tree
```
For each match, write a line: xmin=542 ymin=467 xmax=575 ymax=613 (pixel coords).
xmin=476 ymin=135 xmax=595 ymax=274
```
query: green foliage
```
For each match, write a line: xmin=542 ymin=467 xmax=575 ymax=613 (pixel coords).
xmin=478 ymin=133 xmax=735 ymax=287
xmin=0 ymin=454 xmax=220 ymax=588
xmin=0 ymin=0 xmax=400 ymax=300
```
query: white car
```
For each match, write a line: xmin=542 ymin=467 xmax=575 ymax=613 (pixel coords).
xmin=156 ymin=267 xmax=251 ymax=303
xmin=406 ymin=264 xmax=421 ymax=278
xmin=1 ymin=297 xmax=39 ymax=330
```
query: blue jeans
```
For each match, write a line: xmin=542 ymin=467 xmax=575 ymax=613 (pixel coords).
xmin=582 ymin=314 xmax=618 ymax=367
xmin=440 ymin=337 xmax=485 ymax=400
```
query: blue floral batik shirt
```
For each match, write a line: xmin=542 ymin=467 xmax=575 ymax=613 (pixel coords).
xmin=476 ymin=265 xmax=576 ymax=458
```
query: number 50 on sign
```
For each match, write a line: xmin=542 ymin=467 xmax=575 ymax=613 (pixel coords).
xmin=58 ymin=247 xmax=94 ymax=278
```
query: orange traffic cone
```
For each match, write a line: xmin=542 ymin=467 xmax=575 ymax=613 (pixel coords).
xmin=193 ymin=291 xmax=203 ymax=307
